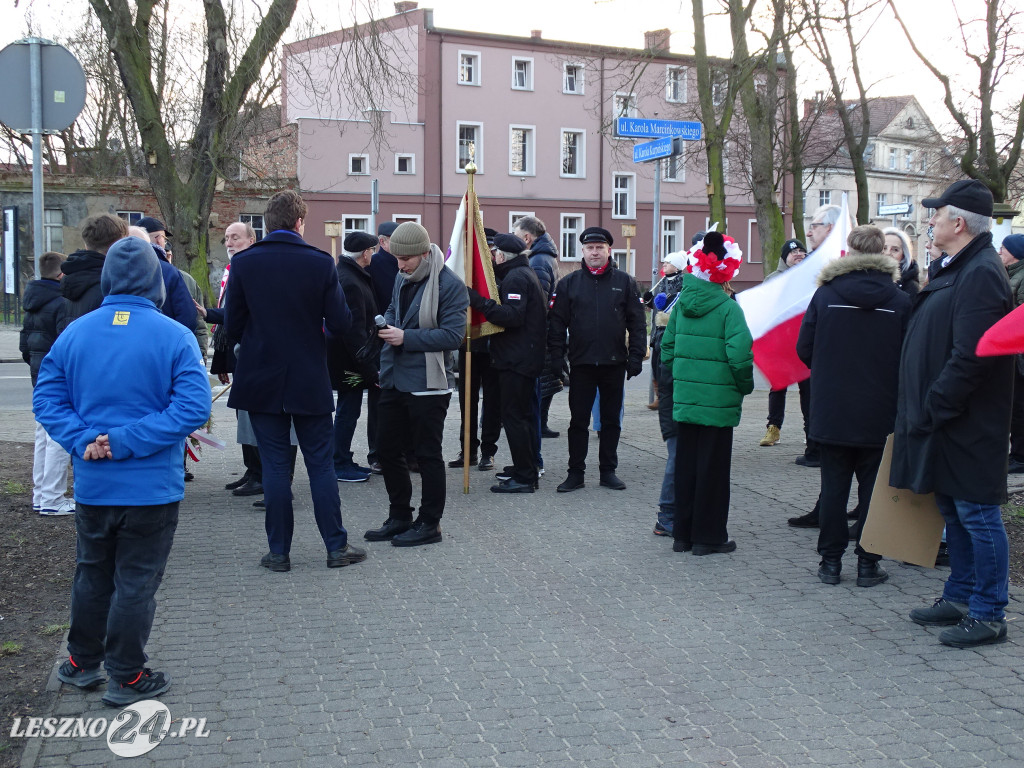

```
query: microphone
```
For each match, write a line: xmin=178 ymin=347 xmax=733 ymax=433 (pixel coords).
xmin=374 ymin=315 xmax=388 ymax=330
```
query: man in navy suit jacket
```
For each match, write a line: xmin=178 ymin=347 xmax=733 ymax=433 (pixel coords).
xmin=226 ymin=190 xmax=367 ymax=573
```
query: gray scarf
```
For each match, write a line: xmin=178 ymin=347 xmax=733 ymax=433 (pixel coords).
xmin=402 ymin=243 xmax=448 ymax=389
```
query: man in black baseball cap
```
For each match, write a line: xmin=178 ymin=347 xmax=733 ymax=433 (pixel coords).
xmin=136 ymin=217 xmax=172 ymax=249
xmin=921 ymin=178 xmax=994 ymax=218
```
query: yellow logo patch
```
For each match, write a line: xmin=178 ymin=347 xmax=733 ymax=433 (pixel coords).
xmin=112 ymin=311 xmax=131 ymax=326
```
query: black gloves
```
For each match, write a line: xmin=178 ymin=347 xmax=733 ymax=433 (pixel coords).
xmin=466 ymin=285 xmax=485 ymax=310
xmin=626 ymin=360 xmax=643 ymax=380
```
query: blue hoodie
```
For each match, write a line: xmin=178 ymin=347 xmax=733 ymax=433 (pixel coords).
xmin=33 ymin=236 xmax=211 ymax=505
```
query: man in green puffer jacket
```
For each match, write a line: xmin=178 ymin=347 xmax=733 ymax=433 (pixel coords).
xmin=661 ymin=231 xmax=753 ymax=556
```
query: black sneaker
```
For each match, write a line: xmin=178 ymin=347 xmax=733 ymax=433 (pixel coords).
xmin=653 ymin=522 xmax=672 ymax=537
xmin=909 ymin=597 xmax=968 ymax=627
xmin=939 ymin=616 xmax=1008 ymax=648
xmin=57 ymin=656 xmax=105 ymax=689
xmin=225 ymin=473 xmax=250 ymax=490
xmin=101 ymin=668 xmax=171 ymax=707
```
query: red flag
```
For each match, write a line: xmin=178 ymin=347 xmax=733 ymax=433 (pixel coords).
xmin=977 ymin=302 xmax=1024 ymax=357
xmin=446 ymin=191 xmax=502 ymax=338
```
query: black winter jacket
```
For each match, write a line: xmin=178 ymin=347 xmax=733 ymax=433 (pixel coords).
xmin=891 ymin=232 xmax=1013 ymax=504
xmin=528 ymin=233 xmax=559 ymax=300
xmin=58 ymin=249 xmax=106 ymax=333
xmin=328 ymin=255 xmax=379 ymax=389
xmin=469 ymin=254 xmax=547 ymax=377
xmin=898 ymin=260 xmax=921 ymax=298
xmin=20 ymin=278 xmax=65 ymax=385
xmin=547 ymin=262 xmax=646 ymax=372
xmin=796 ymin=252 xmax=911 ymax=447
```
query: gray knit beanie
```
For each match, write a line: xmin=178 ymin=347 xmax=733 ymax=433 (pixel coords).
xmin=389 ymin=222 xmax=431 ymax=256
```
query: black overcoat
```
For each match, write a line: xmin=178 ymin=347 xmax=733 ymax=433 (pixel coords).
xmin=327 ymin=255 xmax=378 ymax=389
xmin=890 ymin=232 xmax=1013 ymax=504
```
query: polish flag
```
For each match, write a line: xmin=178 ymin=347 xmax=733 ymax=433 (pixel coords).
xmin=446 ymin=191 xmax=502 ymax=338
xmin=977 ymin=302 xmax=1024 ymax=357
xmin=736 ymin=195 xmax=851 ymax=389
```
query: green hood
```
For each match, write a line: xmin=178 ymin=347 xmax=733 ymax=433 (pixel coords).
xmin=678 ymin=272 xmax=730 ymax=318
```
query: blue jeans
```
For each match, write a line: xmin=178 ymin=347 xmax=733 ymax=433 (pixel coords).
xmin=68 ymin=503 xmax=178 ymax=683
xmin=250 ymin=411 xmax=348 ymax=555
xmin=333 ymin=387 xmax=364 ymax=470
xmin=657 ymin=436 xmax=676 ymax=531
xmin=934 ymin=493 xmax=1009 ymax=621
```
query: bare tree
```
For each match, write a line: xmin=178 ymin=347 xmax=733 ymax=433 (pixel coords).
xmin=87 ymin=0 xmax=300 ymax=292
xmin=888 ymin=0 xmax=1024 ymax=203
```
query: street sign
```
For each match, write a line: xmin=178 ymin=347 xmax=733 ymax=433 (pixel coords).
xmin=878 ymin=202 xmax=912 ymax=216
xmin=0 ymin=39 xmax=86 ymax=134
xmin=616 ymin=117 xmax=702 ymax=141
xmin=633 ymin=136 xmax=675 ymax=163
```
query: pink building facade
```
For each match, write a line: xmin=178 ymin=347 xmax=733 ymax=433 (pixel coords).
xmin=283 ymin=4 xmax=793 ymax=290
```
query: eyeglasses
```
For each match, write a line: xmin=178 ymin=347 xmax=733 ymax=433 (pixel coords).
xmin=809 ymin=221 xmax=826 ymax=229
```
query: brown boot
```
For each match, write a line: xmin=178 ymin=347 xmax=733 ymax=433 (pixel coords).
xmin=648 ymin=380 xmax=659 ymax=410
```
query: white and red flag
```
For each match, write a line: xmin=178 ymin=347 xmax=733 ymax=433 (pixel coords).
xmin=446 ymin=190 xmax=502 ymax=338
xmin=736 ymin=194 xmax=851 ymax=389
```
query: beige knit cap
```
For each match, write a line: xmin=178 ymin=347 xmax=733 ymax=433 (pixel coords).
xmin=389 ymin=222 xmax=431 ymax=256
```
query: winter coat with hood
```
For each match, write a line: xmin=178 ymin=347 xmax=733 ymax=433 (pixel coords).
xmin=890 ymin=231 xmax=1013 ymax=505
xmin=796 ymin=252 xmax=911 ymax=447
xmin=898 ymin=259 xmax=921 ymax=297
xmin=58 ymin=249 xmax=106 ymax=333
xmin=33 ymin=236 xmax=210 ymax=506
xmin=527 ymin=232 xmax=559 ymax=300
xmin=20 ymin=278 xmax=66 ymax=385
xmin=661 ymin=272 xmax=754 ymax=428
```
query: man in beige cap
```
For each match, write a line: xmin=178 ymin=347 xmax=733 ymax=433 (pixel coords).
xmin=364 ymin=222 xmax=469 ymax=547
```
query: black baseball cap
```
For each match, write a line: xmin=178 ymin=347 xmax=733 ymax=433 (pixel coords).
xmin=922 ymin=179 xmax=993 ymax=218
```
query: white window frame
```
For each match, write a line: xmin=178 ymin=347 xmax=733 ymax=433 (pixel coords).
xmin=392 ymin=214 xmax=422 ymax=225
xmin=919 ymin=152 xmax=928 ymax=173
xmin=612 ymin=173 xmax=636 ymax=219
xmin=665 ymin=65 xmax=686 ymax=103
xmin=559 ymin=213 xmax=585 ymax=262
xmin=904 ymin=149 xmax=914 ymax=170
xmin=342 ymin=216 xmax=371 ymax=239
xmin=662 ymin=154 xmax=685 ymax=182
xmin=509 ymin=124 xmax=536 ymax=176
xmin=239 ymin=213 xmax=265 ymax=241
xmin=458 ymin=50 xmax=481 ymax=86
xmin=456 ymin=121 xmax=484 ymax=173
xmin=746 ymin=219 xmax=762 ymax=264
xmin=44 ymin=208 xmax=64 ymax=253
xmin=511 ymin=57 xmax=534 ymax=91
xmin=348 ymin=153 xmax=369 ymax=175
xmin=888 ymin=148 xmax=898 ymax=170
xmin=560 ymin=129 xmax=586 ymax=178
xmin=711 ymin=74 xmax=727 ymax=107
xmin=509 ymin=211 xmax=535 ymax=231
xmin=661 ymin=216 xmax=685 ymax=258
xmin=563 ymin=62 xmax=584 ymax=95
xmin=876 ymin=193 xmax=888 ymax=214
xmin=612 ymin=248 xmax=636 ymax=276
xmin=117 ymin=210 xmax=144 ymax=225
xmin=819 ymin=189 xmax=832 ymax=207
xmin=395 ymin=153 xmax=415 ymax=175
xmin=613 ymin=92 xmax=638 ymax=118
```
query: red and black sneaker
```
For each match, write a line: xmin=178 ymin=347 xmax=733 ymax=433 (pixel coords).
xmin=56 ymin=656 xmax=105 ymax=689
xmin=101 ymin=668 xmax=171 ymax=707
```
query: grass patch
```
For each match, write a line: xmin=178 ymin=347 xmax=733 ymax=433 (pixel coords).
xmin=0 ymin=641 xmax=23 ymax=656
xmin=1004 ymin=504 xmax=1024 ymax=521
xmin=39 ymin=623 xmax=70 ymax=637
xmin=2 ymin=480 xmax=25 ymax=495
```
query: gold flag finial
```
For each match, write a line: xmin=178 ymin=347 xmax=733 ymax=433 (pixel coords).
xmin=465 ymin=142 xmax=477 ymax=175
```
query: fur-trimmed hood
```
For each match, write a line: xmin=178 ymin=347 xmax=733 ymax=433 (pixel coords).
xmin=816 ymin=251 xmax=900 ymax=286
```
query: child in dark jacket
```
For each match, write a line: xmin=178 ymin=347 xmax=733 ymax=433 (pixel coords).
xmin=19 ymin=251 xmax=73 ymax=516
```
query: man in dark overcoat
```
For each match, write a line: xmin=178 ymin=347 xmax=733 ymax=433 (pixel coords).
xmin=226 ymin=190 xmax=367 ymax=572
xmin=891 ymin=179 xmax=1013 ymax=648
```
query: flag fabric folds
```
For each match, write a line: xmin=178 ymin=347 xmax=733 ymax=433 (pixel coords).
xmin=446 ymin=191 xmax=502 ymax=338
xmin=977 ymin=301 xmax=1024 ymax=357
xmin=736 ymin=195 xmax=851 ymax=390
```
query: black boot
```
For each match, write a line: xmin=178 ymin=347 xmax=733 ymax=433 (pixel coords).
xmin=856 ymin=558 xmax=889 ymax=588
xmin=817 ymin=558 xmax=841 ymax=585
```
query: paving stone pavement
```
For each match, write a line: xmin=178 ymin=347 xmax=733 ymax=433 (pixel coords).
xmin=2 ymin=326 xmax=1022 ymax=767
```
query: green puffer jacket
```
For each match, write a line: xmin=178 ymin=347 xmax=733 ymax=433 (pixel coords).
xmin=661 ymin=273 xmax=754 ymax=427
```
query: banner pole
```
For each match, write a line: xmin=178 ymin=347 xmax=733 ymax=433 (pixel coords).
xmin=462 ymin=152 xmax=478 ymax=494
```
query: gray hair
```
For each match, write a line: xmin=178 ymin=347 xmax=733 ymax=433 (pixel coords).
xmin=882 ymin=227 xmax=914 ymax=272
xmin=811 ymin=204 xmax=852 ymax=229
xmin=513 ymin=216 xmax=546 ymax=237
xmin=944 ymin=205 xmax=991 ymax=237
xmin=498 ymin=248 xmax=531 ymax=261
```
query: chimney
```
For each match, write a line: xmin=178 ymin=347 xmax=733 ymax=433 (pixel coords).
xmin=644 ymin=29 xmax=670 ymax=53
xmin=394 ymin=1 xmax=418 ymax=13
xmin=531 ymin=30 xmax=542 ymax=40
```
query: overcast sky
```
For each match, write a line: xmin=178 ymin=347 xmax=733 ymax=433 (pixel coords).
xmin=0 ymin=0 xmax=1006 ymax=133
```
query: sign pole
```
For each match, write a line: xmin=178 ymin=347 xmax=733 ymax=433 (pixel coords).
xmin=30 ymin=39 xmax=43 ymax=280
xmin=462 ymin=152 xmax=477 ymax=494
xmin=651 ymin=159 xmax=661 ymax=287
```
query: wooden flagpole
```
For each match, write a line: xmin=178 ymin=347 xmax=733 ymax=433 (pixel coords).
xmin=462 ymin=150 xmax=477 ymax=493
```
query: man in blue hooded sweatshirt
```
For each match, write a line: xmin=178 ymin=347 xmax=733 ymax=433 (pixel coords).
xmin=33 ymin=235 xmax=211 ymax=707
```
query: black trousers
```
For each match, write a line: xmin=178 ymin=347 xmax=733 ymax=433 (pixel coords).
xmin=767 ymin=378 xmax=813 ymax=446
xmin=567 ymin=364 xmax=625 ymax=474
xmin=377 ymin=389 xmax=451 ymax=525
xmin=1010 ymin=366 xmax=1024 ymax=463
xmin=366 ymin=384 xmax=380 ymax=464
xmin=241 ymin=444 xmax=262 ymax=481
xmin=499 ymin=372 xmax=539 ymax=484
xmin=816 ymin=443 xmax=883 ymax=562
xmin=673 ymin=422 xmax=733 ymax=547
xmin=457 ymin=349 xmax=501 ymax=457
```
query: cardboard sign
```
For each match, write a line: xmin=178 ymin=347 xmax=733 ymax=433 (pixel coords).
xmin=860 ymin=434 xmax=945 ymax=568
